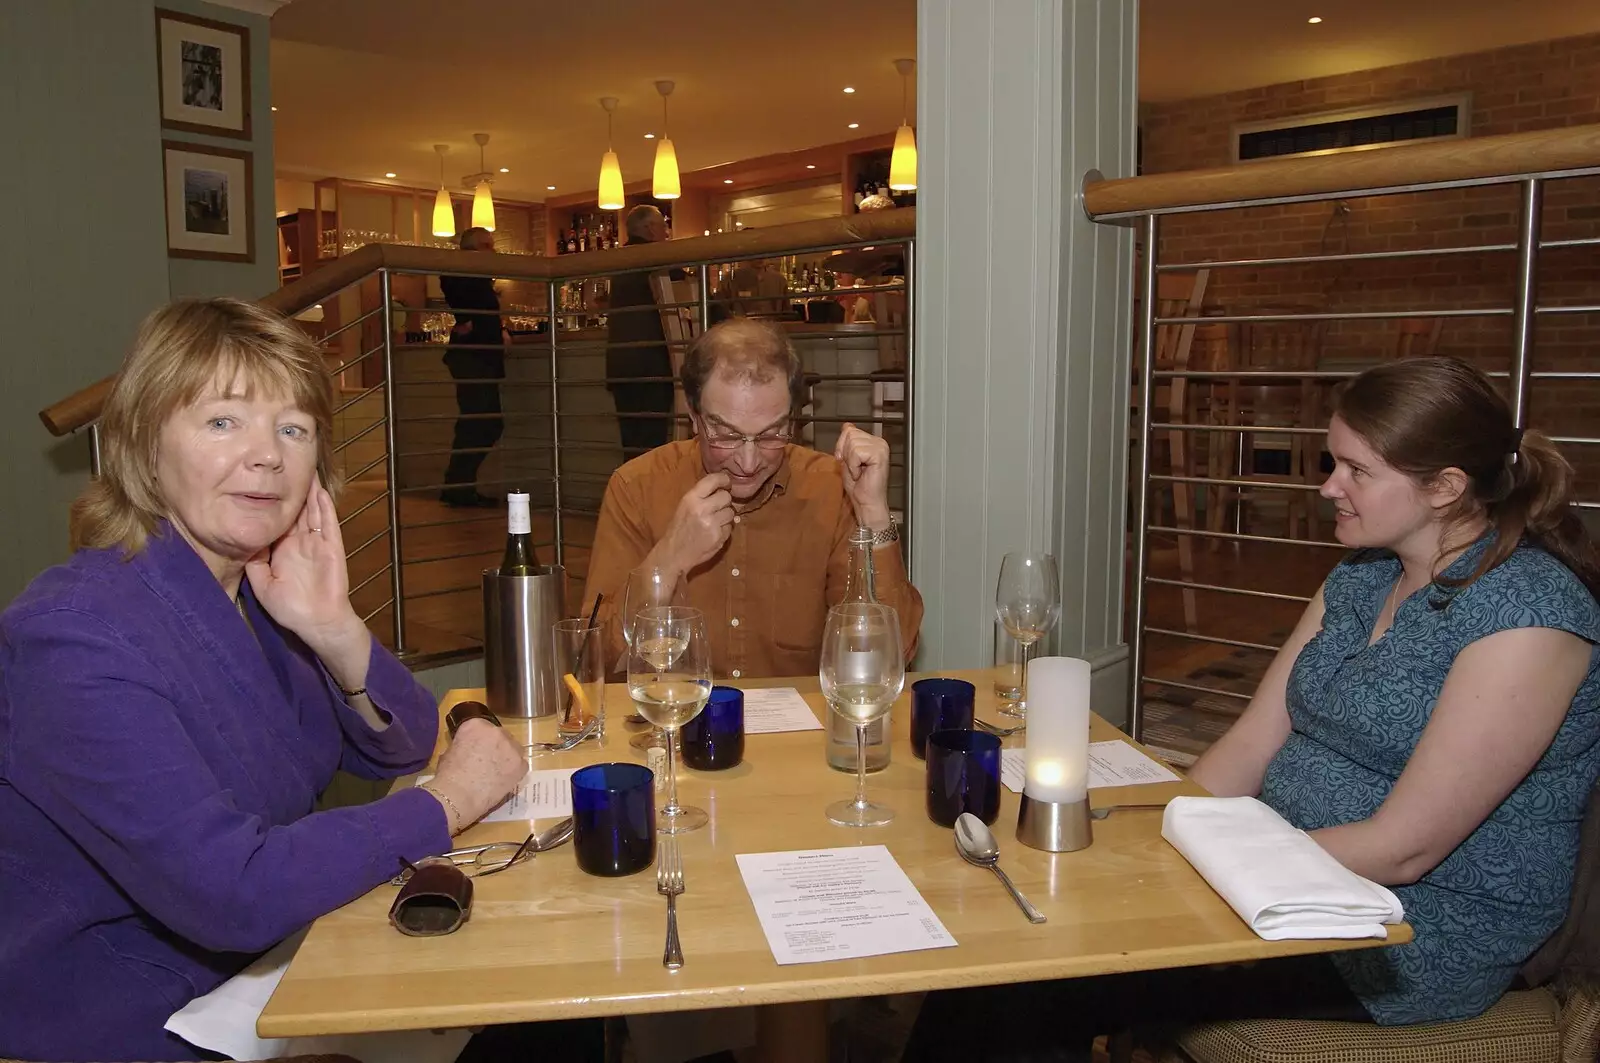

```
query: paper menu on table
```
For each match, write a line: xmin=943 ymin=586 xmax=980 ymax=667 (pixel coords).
xmin=416 ymin=768 xmax=576 ymax=822
xmin=999 ymin=741 xmax=1181 ymax=794
xmin=740 ymin=687 xmax=824 ymax=734
xmin=736 ymin=846 xmax=957 ymax=965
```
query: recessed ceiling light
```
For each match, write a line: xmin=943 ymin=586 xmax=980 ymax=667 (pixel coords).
xmin=546 ymin=185 xmax=556 ymax=190
xmin=1307 ymin=15 xmax=1322 ymax=22
xmin=384 ymin=172 xmax=396 ymax=178
xmin=499 ymin=166 xmax=510 ymax=173
xmin=644 ymin=132 xmax=656 ymax=139
xmin=806 ymin=164 xmax=816 ymax=169
xmin=723 ymin=179 xmax=734 ymax=184
xmin=271 ymin=106 xmax=278 ymax=112
xmin=843 ymin=86 xmax=855 ymax=94
xmin=848 ymin=123 xmax=860 ymax=129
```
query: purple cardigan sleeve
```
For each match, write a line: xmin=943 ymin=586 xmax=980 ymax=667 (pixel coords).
xmin=313 ymin=633 xmax=443 ymax=780
xmin=4 ymin=609 xmax=452 ymax=955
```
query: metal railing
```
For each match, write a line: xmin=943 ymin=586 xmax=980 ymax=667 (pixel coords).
xmin=41 ymin=212 xmax=916 ymax=665
xmin=1085 ymin=123 xmax=1600 ymax=750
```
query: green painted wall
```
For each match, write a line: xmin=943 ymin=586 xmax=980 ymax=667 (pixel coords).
xmin=0 ymin=1 xmax=275 ymax=606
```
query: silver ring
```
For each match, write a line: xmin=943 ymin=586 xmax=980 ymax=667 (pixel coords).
xmin=311 ymin=526 xmax=322 ymax=533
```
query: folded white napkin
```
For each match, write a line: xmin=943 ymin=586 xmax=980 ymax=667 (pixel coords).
xmin=1161 ymin=796 xmax=1405 ymax=941
xmin=164 ymin=930 xmax=472 ymax=1063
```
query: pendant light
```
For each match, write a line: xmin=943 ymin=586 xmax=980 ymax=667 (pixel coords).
xmin=470 ymin=132 xmax=496 ymax=232
xmin=431 ymin=144 xmax=456 ymax=238
xmin=597 ymin=97 xmax=625 ymax=211
xmin=889 ymin=58 xmax=918 ymax=192
xmin=652 ymin=80 xmax=681 ymax=200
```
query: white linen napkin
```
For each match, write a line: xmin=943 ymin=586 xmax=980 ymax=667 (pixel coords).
xmin=1161 ymin=796 xmax=1405 ymax=941
xmin=164 ymin=930 xmax=472 ymax=1063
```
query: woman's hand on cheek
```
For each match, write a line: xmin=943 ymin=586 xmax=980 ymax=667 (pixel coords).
xmin=246 ymin=480 xmax=365 ymax=654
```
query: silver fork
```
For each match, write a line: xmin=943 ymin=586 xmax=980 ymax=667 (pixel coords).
xmin=657 ymin=837 xmax=685 ymax=970
xmin=974 ymin=718 xmax=1026 ymax=738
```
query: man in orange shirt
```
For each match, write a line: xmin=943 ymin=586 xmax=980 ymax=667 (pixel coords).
xmin=583 ymin=316 xmax=922 ymax=678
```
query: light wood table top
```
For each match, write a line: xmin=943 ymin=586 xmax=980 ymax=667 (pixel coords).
xmin=259 ymin=669 xmax=1409 ymax=1037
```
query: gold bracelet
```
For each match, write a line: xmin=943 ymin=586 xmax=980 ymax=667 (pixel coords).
xmin=419 ymin=784 xmax=463 ymax=834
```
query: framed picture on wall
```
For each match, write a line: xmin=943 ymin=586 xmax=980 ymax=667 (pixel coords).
xmin=162 ymin=141 xmax=255 ymax=262
xmin=155 ymin=8 xmax=251 ymax=139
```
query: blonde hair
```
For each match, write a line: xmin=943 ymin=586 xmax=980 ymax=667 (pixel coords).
xmin=71 ymin=297 xmax=339 ymax=554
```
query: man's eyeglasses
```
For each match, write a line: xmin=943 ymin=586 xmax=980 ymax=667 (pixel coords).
xmin=702 ymin=428 xmax=792 ymax=451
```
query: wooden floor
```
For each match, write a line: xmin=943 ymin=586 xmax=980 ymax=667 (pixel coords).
xmin=342 ymin=478 xmax=597 ymax=659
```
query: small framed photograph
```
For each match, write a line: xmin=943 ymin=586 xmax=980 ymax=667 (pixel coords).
xmin=163 ymin=141 xmax=255 ymax=262
xmin=156 ymin=8 xmax=251 ymax=139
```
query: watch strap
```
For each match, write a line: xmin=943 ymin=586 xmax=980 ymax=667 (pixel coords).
xmin=445 ymin=699 xmax=504 ymax=740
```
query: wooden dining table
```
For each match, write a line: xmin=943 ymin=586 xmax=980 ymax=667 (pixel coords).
xmin=258 ymin=669 xmax=1408 ymax=1055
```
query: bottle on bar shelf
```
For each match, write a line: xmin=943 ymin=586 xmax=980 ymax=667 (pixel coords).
xmin=500 ymin=492 xmax=537 ymax=577
xmin=566 ymin=229 xmax=577 ymax=254
xmin=826 ymin=526 xmax=891 ymax=774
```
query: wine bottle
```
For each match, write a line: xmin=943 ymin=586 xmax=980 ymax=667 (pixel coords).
xmin=500 ymin=492 xmax=536 ymax=576
xmin=827 ymin=526 xmax=891 ymax=774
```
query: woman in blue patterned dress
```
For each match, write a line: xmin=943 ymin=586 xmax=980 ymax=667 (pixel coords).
xmin=906 ymin=357 xmax=1600 ymax=1061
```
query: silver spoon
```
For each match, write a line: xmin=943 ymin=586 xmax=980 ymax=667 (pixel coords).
xmin=954 ymin=813 xmax=1046 ymax=924
xmin=974 ymin=719 xmax=1025 ymax=738
xmin=527 ymin=715 xmax=600 ymax=753
xmin=1090 ymin=802 xmax=1169 ymax=821
xmin=474 ymin=817 xmax=576 ymax=878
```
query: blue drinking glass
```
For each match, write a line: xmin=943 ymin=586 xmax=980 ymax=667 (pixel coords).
xmin=571 ymin=762 xmax=656 ymax=876
xmin=682 ymin=686 xmax=745 ymax=771
xmin=925 ymin=729 xmax=1002 ymax=827
xmin=910 ymin=677 xmax=977 ymax=759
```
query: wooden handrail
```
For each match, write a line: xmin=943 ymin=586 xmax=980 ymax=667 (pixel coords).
xmin=38 ymin=210 xmax=916 ymax=437
xmin=1083 ymin=123 xmax=1600 ymax=219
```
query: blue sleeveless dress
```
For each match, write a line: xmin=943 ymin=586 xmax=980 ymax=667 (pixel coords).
xmin=1260 ymin=537 xmax=1600 ymax=1024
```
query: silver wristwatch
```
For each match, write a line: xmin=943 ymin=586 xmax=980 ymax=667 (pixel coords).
xmin=867 ymin=518 xmax=900 ymax=547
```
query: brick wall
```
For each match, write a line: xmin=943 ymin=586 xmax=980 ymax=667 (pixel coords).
xmin=1141 ymin=33 xmax=1600 ymax=495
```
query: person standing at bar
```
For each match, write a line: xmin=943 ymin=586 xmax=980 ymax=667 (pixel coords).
xmin=440 ymin=226 xmax=506 ymax=507
xmin=606 ymin=205 xmax=678 ymax=459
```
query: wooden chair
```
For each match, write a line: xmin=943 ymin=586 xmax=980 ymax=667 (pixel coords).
xmin=1392 ymin=317 xmax=1445 ymax=359
xmin=1206 ymin=314 xmax=1326 ymax=543
xmin=1133 ymin=269 xmax=1212 ymax=632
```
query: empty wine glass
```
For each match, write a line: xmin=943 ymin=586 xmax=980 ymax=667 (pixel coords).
xmin=621 ymin=566 xmax=686 ymax=750
xmin=820 ymin=602 xmax=905 ymax=827
xmin=995 ymin=552 xmax=1061 ymax=720
xmin=627 ymin=606 xmax=711 ymax=833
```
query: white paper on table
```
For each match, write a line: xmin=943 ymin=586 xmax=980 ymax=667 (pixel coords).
xmin=735 ymin=845 xmax=956 ymax=965
xmin=417 ymin=767 xmax=576 ymax=822
xmin=164 ymin=930 xmax=471 ymax=1063
xmin=739 ymin=687 xmax=823 ymax=734
xmin=1000 ymin=741 xmax=1180 ymax=794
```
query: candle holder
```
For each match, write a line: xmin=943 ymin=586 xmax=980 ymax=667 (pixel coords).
xmin=1013 ymin=656 xmax=1094 ymax=854
xmin=1016 ymin=793 xmax=1093 ymax=852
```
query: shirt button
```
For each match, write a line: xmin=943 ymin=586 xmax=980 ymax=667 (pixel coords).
xmin=732 ymin=669 xmax=742 ymax=679
xmin=731 ymin=568 xmax=741 ymax=577
xmin=733 ymin=515 xmax=741 ymax=525
xmin=730 ymin=617 xmax=740 ymax=627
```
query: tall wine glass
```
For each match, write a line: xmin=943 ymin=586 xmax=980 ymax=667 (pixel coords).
xmin=820 ymin=602 xmax=905 ymax=827
xmin=621 ymin=566 xmax=686 ymax=749
xmin=995 ymin=552 xmax=1061 ymax=720
xmin=627 ymin=606 xmax=712 ymax=833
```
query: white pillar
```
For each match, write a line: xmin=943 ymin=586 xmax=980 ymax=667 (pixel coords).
xmin=913 ymin=0 xmax=1138 ymax=723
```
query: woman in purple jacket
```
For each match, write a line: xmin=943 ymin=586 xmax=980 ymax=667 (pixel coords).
xmin=0 ymin=298 xmax=527 ymax=1061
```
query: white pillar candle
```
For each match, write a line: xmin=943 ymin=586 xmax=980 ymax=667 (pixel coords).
xmin=1023 ymin=656 xmax=1091 ymax=803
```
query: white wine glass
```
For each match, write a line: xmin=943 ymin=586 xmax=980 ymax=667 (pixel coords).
xmin=621 ymin=566 xmax=686 ymax=749
xmin=995 ymin=552 xmax=1061 ymax=720
xmin=820 ymin=602 xmax=905 ymax=828
xmin=627 ymin=605 xmax=711 ymax=834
